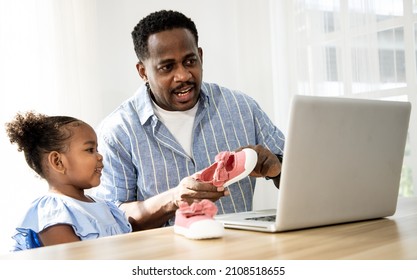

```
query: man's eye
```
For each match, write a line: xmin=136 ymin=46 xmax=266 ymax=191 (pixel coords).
xmin=185 ymin=59 xmax=196 ymax=66
xmin=160 ymin=64 xmax=173 ymax=72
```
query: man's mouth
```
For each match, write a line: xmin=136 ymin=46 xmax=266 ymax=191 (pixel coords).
xmin=173 ymin=85 xmax=193 ymax=96
xmin=95 ymin=167 xmax=103 ymax=174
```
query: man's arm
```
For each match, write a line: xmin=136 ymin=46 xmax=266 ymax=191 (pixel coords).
xmin=265 ymin=154 xmax=282 ymax=188
xmin=120 ymin=177 xmax=228 ymax=231
xmin=119 ymin=189 xmax=178 ymax=231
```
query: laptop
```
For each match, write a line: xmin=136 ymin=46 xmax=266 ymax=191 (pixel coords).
xmin=215 ymin=95 xmax=411 ymax=232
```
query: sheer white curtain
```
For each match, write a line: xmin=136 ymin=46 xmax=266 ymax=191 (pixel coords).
xmin=0 ymin=0 xmax=101 ymax=252
xmin=286 ymin=0 xmax=409 ymax=96
xmin=272 ymin=0 xmax=417 ymax=197
xmin=0 ymin=0 xmax=277 ymax=253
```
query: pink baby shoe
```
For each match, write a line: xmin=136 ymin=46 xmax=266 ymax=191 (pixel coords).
xmin=193 ymin=148 xmax=258 ymax=188
xmin=174 ymin=199 xmax=224 ymax=239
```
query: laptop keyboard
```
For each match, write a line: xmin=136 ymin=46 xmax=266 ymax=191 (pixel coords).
xmin=246 ymin=215 xmax=276 ymax=222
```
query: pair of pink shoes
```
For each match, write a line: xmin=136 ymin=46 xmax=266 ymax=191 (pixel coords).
xmin=174 ymin=148 xmax=258 ymax=239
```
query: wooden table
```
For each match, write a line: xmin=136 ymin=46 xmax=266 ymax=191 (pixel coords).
xmin=1 ymin=197 xmax=416 ymax=260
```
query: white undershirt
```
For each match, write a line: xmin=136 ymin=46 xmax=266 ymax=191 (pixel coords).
xmin=151 ymin=100 xmax=198 ymax=157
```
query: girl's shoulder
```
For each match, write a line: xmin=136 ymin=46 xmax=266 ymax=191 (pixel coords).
xmin=25 ymin=193 xmax=93 ymax=218
xmin=20 ymin=193 xmax=83 ymax=226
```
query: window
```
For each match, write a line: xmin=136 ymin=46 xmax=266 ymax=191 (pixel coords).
xmin=285 ymin=0 xmax=417 ymax=196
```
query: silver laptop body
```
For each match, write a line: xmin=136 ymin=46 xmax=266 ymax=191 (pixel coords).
xmin=215 ymin=95 xmax=411 ymax=232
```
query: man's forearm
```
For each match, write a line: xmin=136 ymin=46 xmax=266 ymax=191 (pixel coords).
xmin=266 ymin=154 xmax=282 ymax=189
xmin=119 ymin=188 xmax=179 ymax=231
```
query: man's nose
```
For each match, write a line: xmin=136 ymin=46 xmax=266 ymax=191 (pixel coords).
xmin=174 ymin=65 xmax=192 ymax=82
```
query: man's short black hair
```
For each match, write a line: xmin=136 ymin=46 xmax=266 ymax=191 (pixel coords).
xmin=132 ymin=10 xmax=199 ymax=62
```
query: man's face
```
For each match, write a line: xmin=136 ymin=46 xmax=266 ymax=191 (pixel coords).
xmin=137 ymin=28 xmax=203 ymax=111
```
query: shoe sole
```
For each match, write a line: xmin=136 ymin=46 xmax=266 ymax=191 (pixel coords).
xmin=174 ymin=220 xmax=225 ymax=239
xmin=223 ymin=148 xmax=258 ymax=187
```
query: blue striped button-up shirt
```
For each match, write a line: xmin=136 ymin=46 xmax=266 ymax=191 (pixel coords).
xmin=94 ymin=82 xmax=285 ymax=217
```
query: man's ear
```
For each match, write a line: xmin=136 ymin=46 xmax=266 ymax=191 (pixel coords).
xmin=136 ymin=62 xmax=147 ymax=82
xmin=198 ymin=47 xmax=203 ymax=65
xmin=48 ymin=151 xmax=65 ymax=174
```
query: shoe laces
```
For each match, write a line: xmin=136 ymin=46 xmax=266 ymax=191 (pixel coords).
xmin=178 ymin=199 xmax=218 ymax=218
xmin=212 ymin=151 xmax=232 ymax=187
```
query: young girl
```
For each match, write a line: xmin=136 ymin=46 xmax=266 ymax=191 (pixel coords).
xmin=5 ymin=111 xmax=132 ymax=251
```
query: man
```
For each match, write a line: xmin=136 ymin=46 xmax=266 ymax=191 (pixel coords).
xmin=94 ymin=10 xmax=285 ymax=231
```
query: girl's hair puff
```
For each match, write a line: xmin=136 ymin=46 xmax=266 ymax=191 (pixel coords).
xmin=5 ymin=111 xmax=80 ymax=178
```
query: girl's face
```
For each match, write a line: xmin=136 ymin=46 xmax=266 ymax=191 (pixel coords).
xmin=60 ymin=123 xmax=103 ymax=190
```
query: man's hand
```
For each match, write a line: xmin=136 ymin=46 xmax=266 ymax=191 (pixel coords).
xmin=173 ymin=176 xmax=229 ymax=206
xmin=236 ymin=144 xmax=281 ymax=178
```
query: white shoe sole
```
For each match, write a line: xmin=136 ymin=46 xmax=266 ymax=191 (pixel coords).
xmin=174 ymin=219 xmax=225 ymax=239
xmin=223 ymin=148 xmax=258 ymax=187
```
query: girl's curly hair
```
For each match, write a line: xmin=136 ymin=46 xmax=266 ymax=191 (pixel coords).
xmin=5 ymin=111 xmax=80 ymax=178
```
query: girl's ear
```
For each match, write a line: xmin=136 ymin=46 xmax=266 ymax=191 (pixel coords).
xmin=48 ymin=151 xmax=65 ymax=174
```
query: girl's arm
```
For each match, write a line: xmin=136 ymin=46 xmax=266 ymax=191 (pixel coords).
xmin=38 ymin=224 xmax=80 ymax=246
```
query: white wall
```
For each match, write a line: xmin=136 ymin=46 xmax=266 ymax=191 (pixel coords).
xmin=94 ymin=0 xmax=278 ymax=125
xmin=0 ymin=0 xmax=282 ymax=252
